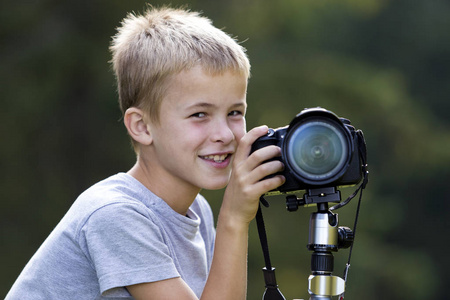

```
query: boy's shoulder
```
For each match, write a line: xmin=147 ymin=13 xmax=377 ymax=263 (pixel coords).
xmin=80 ymin=173 xmax=149 ymax=203
xmin=73 ymin=173 xmax=212 ymax=224
xmin=73 ymin=173 xmax=151 ymax=214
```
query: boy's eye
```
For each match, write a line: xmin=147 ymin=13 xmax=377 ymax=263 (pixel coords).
xmin=190 ymin=112 xmax=206 ymax=118
xmin=229 ymin=110 xmax=243 ymax=117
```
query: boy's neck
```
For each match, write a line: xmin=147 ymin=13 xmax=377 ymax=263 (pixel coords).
xmin=127 ymin=161 xmax=200 ymax=216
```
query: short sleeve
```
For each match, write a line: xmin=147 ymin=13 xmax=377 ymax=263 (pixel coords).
xmin=79 ymin=202 xmax=180 ymax=296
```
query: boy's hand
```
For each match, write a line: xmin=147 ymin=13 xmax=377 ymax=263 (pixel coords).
xmin=222 ymin=125 xmax=285 ymax=225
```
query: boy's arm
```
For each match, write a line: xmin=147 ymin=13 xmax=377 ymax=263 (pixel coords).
xmin=127 ymin=278 xmax=198 ymax=299
xmin=127 ymin=126 xmax=285 ymax=300
xmin=127 ymin=217 xmax=250 ymax=300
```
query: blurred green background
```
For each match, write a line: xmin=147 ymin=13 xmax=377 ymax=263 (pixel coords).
xmin=2 ymin=0 xmax=449 ymax=299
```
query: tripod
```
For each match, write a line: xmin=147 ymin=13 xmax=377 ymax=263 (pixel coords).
xmin=256 ymin=187 xmax=355 ymax=300
xmin=287 ymin=187 xmax=354 ymax=300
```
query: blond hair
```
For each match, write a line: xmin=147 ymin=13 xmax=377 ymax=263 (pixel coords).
xmin=110 ymin=6 xmax=250 ymax=126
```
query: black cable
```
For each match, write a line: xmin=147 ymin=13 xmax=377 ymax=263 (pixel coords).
xmin=339 ymin=180 xmax=365 ymax=300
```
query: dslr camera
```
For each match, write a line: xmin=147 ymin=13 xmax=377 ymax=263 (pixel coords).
xmin=251 ymin=107 xmax=366 ymax=195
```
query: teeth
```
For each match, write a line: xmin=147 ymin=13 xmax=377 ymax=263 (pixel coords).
xmin=203 ymin=154 xmax=228 ymax=162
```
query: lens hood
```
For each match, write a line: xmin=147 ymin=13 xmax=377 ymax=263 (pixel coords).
xmin=282 ymin=108 xmax=354 ymax=186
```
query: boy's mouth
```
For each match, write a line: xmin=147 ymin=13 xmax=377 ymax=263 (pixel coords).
xmin=200 ymin=154 xmax=230 ymax=163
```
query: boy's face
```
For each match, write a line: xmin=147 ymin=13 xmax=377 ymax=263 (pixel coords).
xmin=146 ymin=66 xmax=248 ymax=193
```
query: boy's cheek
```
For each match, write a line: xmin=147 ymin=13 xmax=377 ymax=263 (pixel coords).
xmin=236 ymin=132 xmax=245 ymax=142
xmin=235 ymin=131 xmax=246 ymax=144
xmin=232 ymin=123 xmax=246 ymax=143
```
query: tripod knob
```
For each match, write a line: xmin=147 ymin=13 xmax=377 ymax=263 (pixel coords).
xmin=337 ymin=226 xmax=354 ymax=249
xmin=286 ymin=195 xmax=299 ymax=212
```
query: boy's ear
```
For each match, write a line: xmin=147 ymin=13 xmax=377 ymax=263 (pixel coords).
xmin=124 ymin=107 xmax=153 ymax=146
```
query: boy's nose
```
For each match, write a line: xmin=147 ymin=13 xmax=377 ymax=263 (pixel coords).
xmin=210 ymin=121 xmax=235 ymax=144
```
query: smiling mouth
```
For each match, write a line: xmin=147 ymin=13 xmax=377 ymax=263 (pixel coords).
xmin=201 ymin=154 xmax=230 ymax=163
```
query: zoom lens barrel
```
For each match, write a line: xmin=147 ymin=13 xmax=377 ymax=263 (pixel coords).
xmin=284 ymin=116 xmax=352 ymax=186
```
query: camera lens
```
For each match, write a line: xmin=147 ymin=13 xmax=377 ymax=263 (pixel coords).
xmin=285 ymin=119 xmax=349 ymax=183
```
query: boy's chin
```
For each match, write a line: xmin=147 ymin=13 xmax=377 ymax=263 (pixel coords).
xmin=202 ymin=183 xmax=228 ymax=191
xmin=201 ymin=178 xmax=230 ymax=191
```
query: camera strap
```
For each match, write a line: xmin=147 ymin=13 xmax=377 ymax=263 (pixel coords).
xmin=337 ymin=129 xmax=369 ymax=300
xmin=256 ymin=198 xmax=286 ymax=300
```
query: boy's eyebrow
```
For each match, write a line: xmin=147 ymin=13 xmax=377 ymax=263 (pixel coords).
xmin=186 ymin=102 xmax=247 ymax=110
xmin=186 ymin=102 xmax=214 ymax=109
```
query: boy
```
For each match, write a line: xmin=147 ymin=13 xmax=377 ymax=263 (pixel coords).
xmin=7 ymin=6 xmax=285 ymax=299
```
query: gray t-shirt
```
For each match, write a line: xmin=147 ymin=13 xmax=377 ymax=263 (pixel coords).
xmin=6 ymin=173 xmax=216 ymax=299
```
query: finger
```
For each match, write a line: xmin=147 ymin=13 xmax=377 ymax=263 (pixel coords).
xmin=244 ymin=145 xmax=282 ymax=173
xmin=247 ymin=159 xmax=285 ymax=184
xmin=253 ymin=175 xmax=286 ymax=195
xmin=234 ymin=125 xmax=269 ymax=163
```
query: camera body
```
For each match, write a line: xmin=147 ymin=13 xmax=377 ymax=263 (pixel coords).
xmin=251 ymin=107 xmax=364 ymax=195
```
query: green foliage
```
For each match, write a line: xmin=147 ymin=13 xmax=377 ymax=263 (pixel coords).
xmin=2 ymin=0 xmax=449 ymax=299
